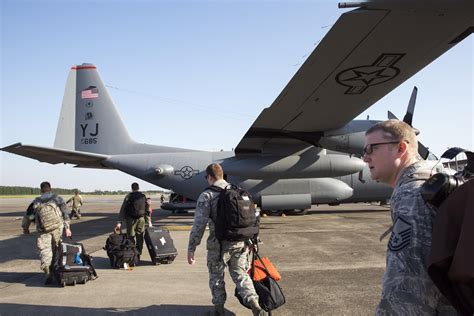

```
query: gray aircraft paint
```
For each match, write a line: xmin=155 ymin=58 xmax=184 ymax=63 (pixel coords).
xmin=2 ymin=1 xmax=472 ymax=211
xmin=54 ymin=67 xmax=76 ymax=150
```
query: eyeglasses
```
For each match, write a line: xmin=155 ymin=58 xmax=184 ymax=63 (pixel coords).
xmin=363 ymin=141 xmax=400 ymax=155
xmin=204 ymin=175 xmax=209 ymax=180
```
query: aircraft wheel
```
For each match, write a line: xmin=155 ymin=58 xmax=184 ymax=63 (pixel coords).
xmin=284 ymin=209 xmax=308 ymax=216
xmin=270 ymin=210 xmax=284 ymax=216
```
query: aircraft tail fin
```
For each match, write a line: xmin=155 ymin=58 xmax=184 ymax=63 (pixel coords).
xmin=54 ymin=63 xmax=134 ymax=155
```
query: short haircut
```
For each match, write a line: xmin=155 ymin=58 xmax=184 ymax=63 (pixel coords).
xmin=366 ymin=119 xmax=418 ymax=153
xmin=40 ymin=181 xmax=51 ymax=190
xmin=206 ymin=163 xmax=224 ymax=180
xmin=131 ymin=182 xmax=139 ymax=190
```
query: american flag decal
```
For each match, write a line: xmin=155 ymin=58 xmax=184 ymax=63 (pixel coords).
xmin=81 ymin=87 xmax=99 ymax=99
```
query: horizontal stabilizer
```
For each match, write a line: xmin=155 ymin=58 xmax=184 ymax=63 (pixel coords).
xmin=1 ymin=143 xmax=110 ymax=169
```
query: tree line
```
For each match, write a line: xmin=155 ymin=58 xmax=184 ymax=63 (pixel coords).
xmin=0 ymin=186 xmax=166 ymax=196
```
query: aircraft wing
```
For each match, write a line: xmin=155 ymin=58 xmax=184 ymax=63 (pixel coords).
xmin=236 ymin=3 xmax=473 ymax=154
xmin=1 ymin=143 xmax=110 ymax=169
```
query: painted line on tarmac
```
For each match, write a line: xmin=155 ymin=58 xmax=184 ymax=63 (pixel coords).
xmin=280 ymin=262 xmax=386 ymax=272
xmin=159 ymin=225 xmax=192 ymax=231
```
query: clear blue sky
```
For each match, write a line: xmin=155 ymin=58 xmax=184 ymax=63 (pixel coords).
xmin=1 ymin=1 xmax=472 ymax=192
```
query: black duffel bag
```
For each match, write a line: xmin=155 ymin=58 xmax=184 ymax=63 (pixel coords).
xmin=104 ymin=229 xmax=138 ymax=269
xmin=235 ymin=247 xmax=285 ymax=313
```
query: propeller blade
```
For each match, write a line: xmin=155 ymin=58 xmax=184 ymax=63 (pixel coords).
xmin=418 ymin=141 xmax=429 ymax=160
xmin=387 ymin=111 xmax=398 ymax=120
xmin=403 ymin=86 xmax=417 ymax=126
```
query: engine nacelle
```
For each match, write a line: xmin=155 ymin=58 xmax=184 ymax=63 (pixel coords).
xmin=237 ymin=177 xmax=354 ymax=209
xmin=223 ymin=154 xmax=364 ymax=179
xmin=261 ymin=194 xmax=311 ymax=211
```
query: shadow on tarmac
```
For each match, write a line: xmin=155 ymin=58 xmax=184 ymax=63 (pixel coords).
xmin=0 ymin=211 xmax=26 ymax=217
xmin=0 ymin=303 xmax=237 ymax=315
xmin=307 ymin=208 xmax=389 ymax=215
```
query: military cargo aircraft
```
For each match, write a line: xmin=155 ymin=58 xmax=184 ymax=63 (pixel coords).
xmin=2 ymin=1 xmax=473 ymax=214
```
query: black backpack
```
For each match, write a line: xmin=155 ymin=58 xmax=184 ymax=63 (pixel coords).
xmin=209 ymin=184 xmax=259 ymax=241
xmin=125 ymin=192 xmax=146 ymax=218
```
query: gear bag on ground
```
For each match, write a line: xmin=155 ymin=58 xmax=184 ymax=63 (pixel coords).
xmin=51 ymin=240 xmax=97 ymax=286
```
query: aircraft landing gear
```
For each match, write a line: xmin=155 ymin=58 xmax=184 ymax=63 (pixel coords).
xmin=284 ymin=209 xmax=308 ymax=216
xmin=261 ymin=209 xmax=308 ymax=216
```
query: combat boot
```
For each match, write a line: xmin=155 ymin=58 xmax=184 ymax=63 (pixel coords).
xmin=248 ymin=298 xmax=267 ymax=316
xmin=43 ymin=267 xmax=53 ymax=285
xmin=214 ymin=304 xmax=225 ymax=316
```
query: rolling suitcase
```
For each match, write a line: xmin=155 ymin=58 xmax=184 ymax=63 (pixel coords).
xmin=52 ymin=240 xmax=98 ymax=287
xmin=144 ymin=227 xmax=178 ymax=265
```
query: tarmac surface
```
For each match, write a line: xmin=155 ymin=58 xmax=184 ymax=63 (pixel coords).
xmin=0 ymin=196 xmax=392 ymax=315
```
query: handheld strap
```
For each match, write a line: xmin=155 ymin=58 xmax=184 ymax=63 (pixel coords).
xmin=250 ymin=246 xmax=273 ymax=280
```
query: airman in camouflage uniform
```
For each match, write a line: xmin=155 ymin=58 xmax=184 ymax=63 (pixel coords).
xmin=188 ymin=163 xmax=265 ymax=316
xmin=31 ymin=182 xmax=71 ymax=284
xmin=115 ymin=182 xmax=150 ymax=259
xmin=363 ymin=120 xmax=455 ymax=315
xmin=67 ymin=190 xmax=83 ymax=219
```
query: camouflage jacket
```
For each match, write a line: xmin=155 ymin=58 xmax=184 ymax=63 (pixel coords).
xmin=67 ymin=195 xmax=83 ymax=208
xmin=188 ymin=179 xmax=229 ymax=253
xmin=376 ymin=160 xmax=445 ymax=315
xmin=32 ymin=192 xmax=70 ymax=232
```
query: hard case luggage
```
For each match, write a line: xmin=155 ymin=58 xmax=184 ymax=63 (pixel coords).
xmin=144 ymin=227 xmax=178 ymax=265
xmin=104 ymin=231 xmax=138 ymax=269
xmin=52 ymin=240 xmax=98 ymax=287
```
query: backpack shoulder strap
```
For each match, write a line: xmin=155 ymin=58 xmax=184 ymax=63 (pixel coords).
xmin=207 ymin=185 xmax=223 ymax=193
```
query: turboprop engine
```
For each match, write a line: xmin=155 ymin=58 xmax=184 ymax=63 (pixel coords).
xmin=222 ymin=154 xmax=365 ymax=179
xmin=239 ymin=177 xmax=353 ymax=210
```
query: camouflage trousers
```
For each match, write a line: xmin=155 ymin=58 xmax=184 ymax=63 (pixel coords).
xmin=207 ymin=241 xmax=258 ymax=305
xmin=70 ymin=207 xmax=81 ymax=219
xmin=125 ymin=216 xmax=145 ymax=255
xmin=36 ymin=225 xmax=63 ymax=271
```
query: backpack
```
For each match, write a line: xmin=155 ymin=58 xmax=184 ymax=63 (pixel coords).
xmin=125 ymin=192 xmax=147 ymax=218
xmin=36 ymin=200 xmax=63 ymax=232
xmin=209 ymin=184 xmax=259 ymax=241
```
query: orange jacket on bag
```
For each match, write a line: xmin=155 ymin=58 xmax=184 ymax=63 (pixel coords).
xmin=250 ymin=256 xmax=281 ymax=281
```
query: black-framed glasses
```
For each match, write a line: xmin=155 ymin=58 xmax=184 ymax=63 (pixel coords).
xmin=363 ymin=141 xmax=400 ymax=155
xmin=204 ymin=174 xmax=209 ymax=180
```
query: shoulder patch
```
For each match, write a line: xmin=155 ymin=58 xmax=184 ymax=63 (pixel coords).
xmin=388 ymin=216 xmax=412 ymax=251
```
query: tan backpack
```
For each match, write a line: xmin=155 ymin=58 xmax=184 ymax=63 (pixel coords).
xmin=37 ymin=201 xmax=62 ymax=232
